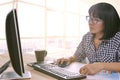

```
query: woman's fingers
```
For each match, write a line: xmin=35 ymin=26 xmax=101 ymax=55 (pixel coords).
xmin=80 ymin=68 xmax=85 ymax=74
xmin=57 ymin=58 xmax=67 ymax=64
xmin=80 ymin=67 xmax=90 ymax=75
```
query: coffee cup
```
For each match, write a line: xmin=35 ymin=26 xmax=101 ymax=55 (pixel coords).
xmin=35 ymin=50 xmax=47 ymax=63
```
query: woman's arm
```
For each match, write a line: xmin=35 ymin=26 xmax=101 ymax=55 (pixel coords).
xmin=80 ymin=62 xmax=120 ymax=75
xmin=102 ymin=62 xmax=120 ymax=72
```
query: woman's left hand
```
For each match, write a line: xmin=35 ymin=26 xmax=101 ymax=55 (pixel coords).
xmin=80 ymin=63 xmax=104 ymax=75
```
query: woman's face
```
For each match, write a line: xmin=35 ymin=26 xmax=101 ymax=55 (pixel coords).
xmin=87 ymin=16 xmax=104 ymax=34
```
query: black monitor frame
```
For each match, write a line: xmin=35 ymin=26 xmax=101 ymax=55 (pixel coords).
xmin=0 ymin=9 xmax=31 ymax=79
xmin=6 ymin=8 xmax=24 ymax=76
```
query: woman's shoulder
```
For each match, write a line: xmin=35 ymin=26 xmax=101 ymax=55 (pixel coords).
xmin=114 ymin=32 xmax=120 ymax=39
xmin=112 ymin=31 xmax=120 ymax=43
xmin=82 ymin=32 xmax=93 ymax=41
xmin=115 ymin=31 xmax=120 ymax=36
xmin=83 ymin=32 xmax=93 ymax=38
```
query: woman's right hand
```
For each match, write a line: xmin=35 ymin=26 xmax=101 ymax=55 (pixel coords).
xmin=57 ymin=57 xmax=71 ymax=65
xmin=57 ymin=56 xmax=76 ymax=65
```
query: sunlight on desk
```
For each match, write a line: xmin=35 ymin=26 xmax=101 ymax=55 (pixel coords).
xmin=0 ymin=53 xmax=120 ymax=80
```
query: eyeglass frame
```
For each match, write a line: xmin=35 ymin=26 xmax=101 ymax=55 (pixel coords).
xmin=86 ymin=16 xmax=103 ymax=24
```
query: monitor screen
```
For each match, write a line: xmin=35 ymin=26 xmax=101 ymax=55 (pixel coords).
xmin=6 ymin=8 xmax=24 ymax=76
xmin=0 ymin=9 xmax=31 ymax=79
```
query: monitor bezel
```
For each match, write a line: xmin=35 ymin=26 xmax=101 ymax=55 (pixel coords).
xmin=0 ymin=9 xmax=31 ymax=79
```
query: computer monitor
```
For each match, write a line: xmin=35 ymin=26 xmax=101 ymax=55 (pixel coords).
xmin=0 ymin=9 xmax=31 ymax=79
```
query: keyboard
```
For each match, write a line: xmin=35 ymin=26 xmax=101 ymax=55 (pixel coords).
xmin=28 ymin=62 xmax=86 ymax=80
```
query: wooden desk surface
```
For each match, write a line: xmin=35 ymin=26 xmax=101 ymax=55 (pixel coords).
xmin=0 ymin=53 xmax=92 ymax=80
xmin=1 ymin=53 xmax=118 ymax=80
xmin=0 ymin=53 xmax=57 ymax=80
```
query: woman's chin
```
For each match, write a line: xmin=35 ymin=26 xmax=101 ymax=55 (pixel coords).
xmin=90 ymin=31 xmax=96 ymax=34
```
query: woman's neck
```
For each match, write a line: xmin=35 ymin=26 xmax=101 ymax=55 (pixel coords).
xmin=94 ymin=33 xmax=104 ymax=40
xmin=93 ymin=33 xmax=103 ymax=49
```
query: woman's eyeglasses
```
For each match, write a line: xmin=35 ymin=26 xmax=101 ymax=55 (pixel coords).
xmin=86 ymin=16 xmax=103 ymax=24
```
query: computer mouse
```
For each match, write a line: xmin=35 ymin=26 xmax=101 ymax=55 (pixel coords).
xmin=58 ymin=61 xmax=67 ymax=68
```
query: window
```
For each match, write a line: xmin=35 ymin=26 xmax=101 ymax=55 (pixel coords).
xmin=0 ymin=2 xmax=13 ymax=53
xmin=0 ymin=0 xmax=89 ymax=56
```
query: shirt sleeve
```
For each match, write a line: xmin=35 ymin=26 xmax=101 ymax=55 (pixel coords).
xmin=74 ymin=37 xmax=86 ymax=62
xmin=118 ymin=45 xmax=120 ymax=62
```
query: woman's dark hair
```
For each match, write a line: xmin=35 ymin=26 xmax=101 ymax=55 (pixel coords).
xmin=89 ymin=2 xmax=120 ymax=40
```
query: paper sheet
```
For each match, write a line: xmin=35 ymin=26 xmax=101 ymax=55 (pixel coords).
xmin=64 ymin=62 xmax=120 ymax=80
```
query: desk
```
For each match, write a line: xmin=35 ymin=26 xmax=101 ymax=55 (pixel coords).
xmin=0 ymin=54 xmax=120 ymax=80
xmin=0 ymin=53 xmax=57 ymax=80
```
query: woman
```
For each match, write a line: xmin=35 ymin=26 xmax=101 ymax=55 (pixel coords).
xmin=57 ymin=2 xmax=120 ymax=75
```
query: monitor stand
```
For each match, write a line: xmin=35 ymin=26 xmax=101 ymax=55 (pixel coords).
xmin=0 ymin=70 xmax=31 ymax=79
